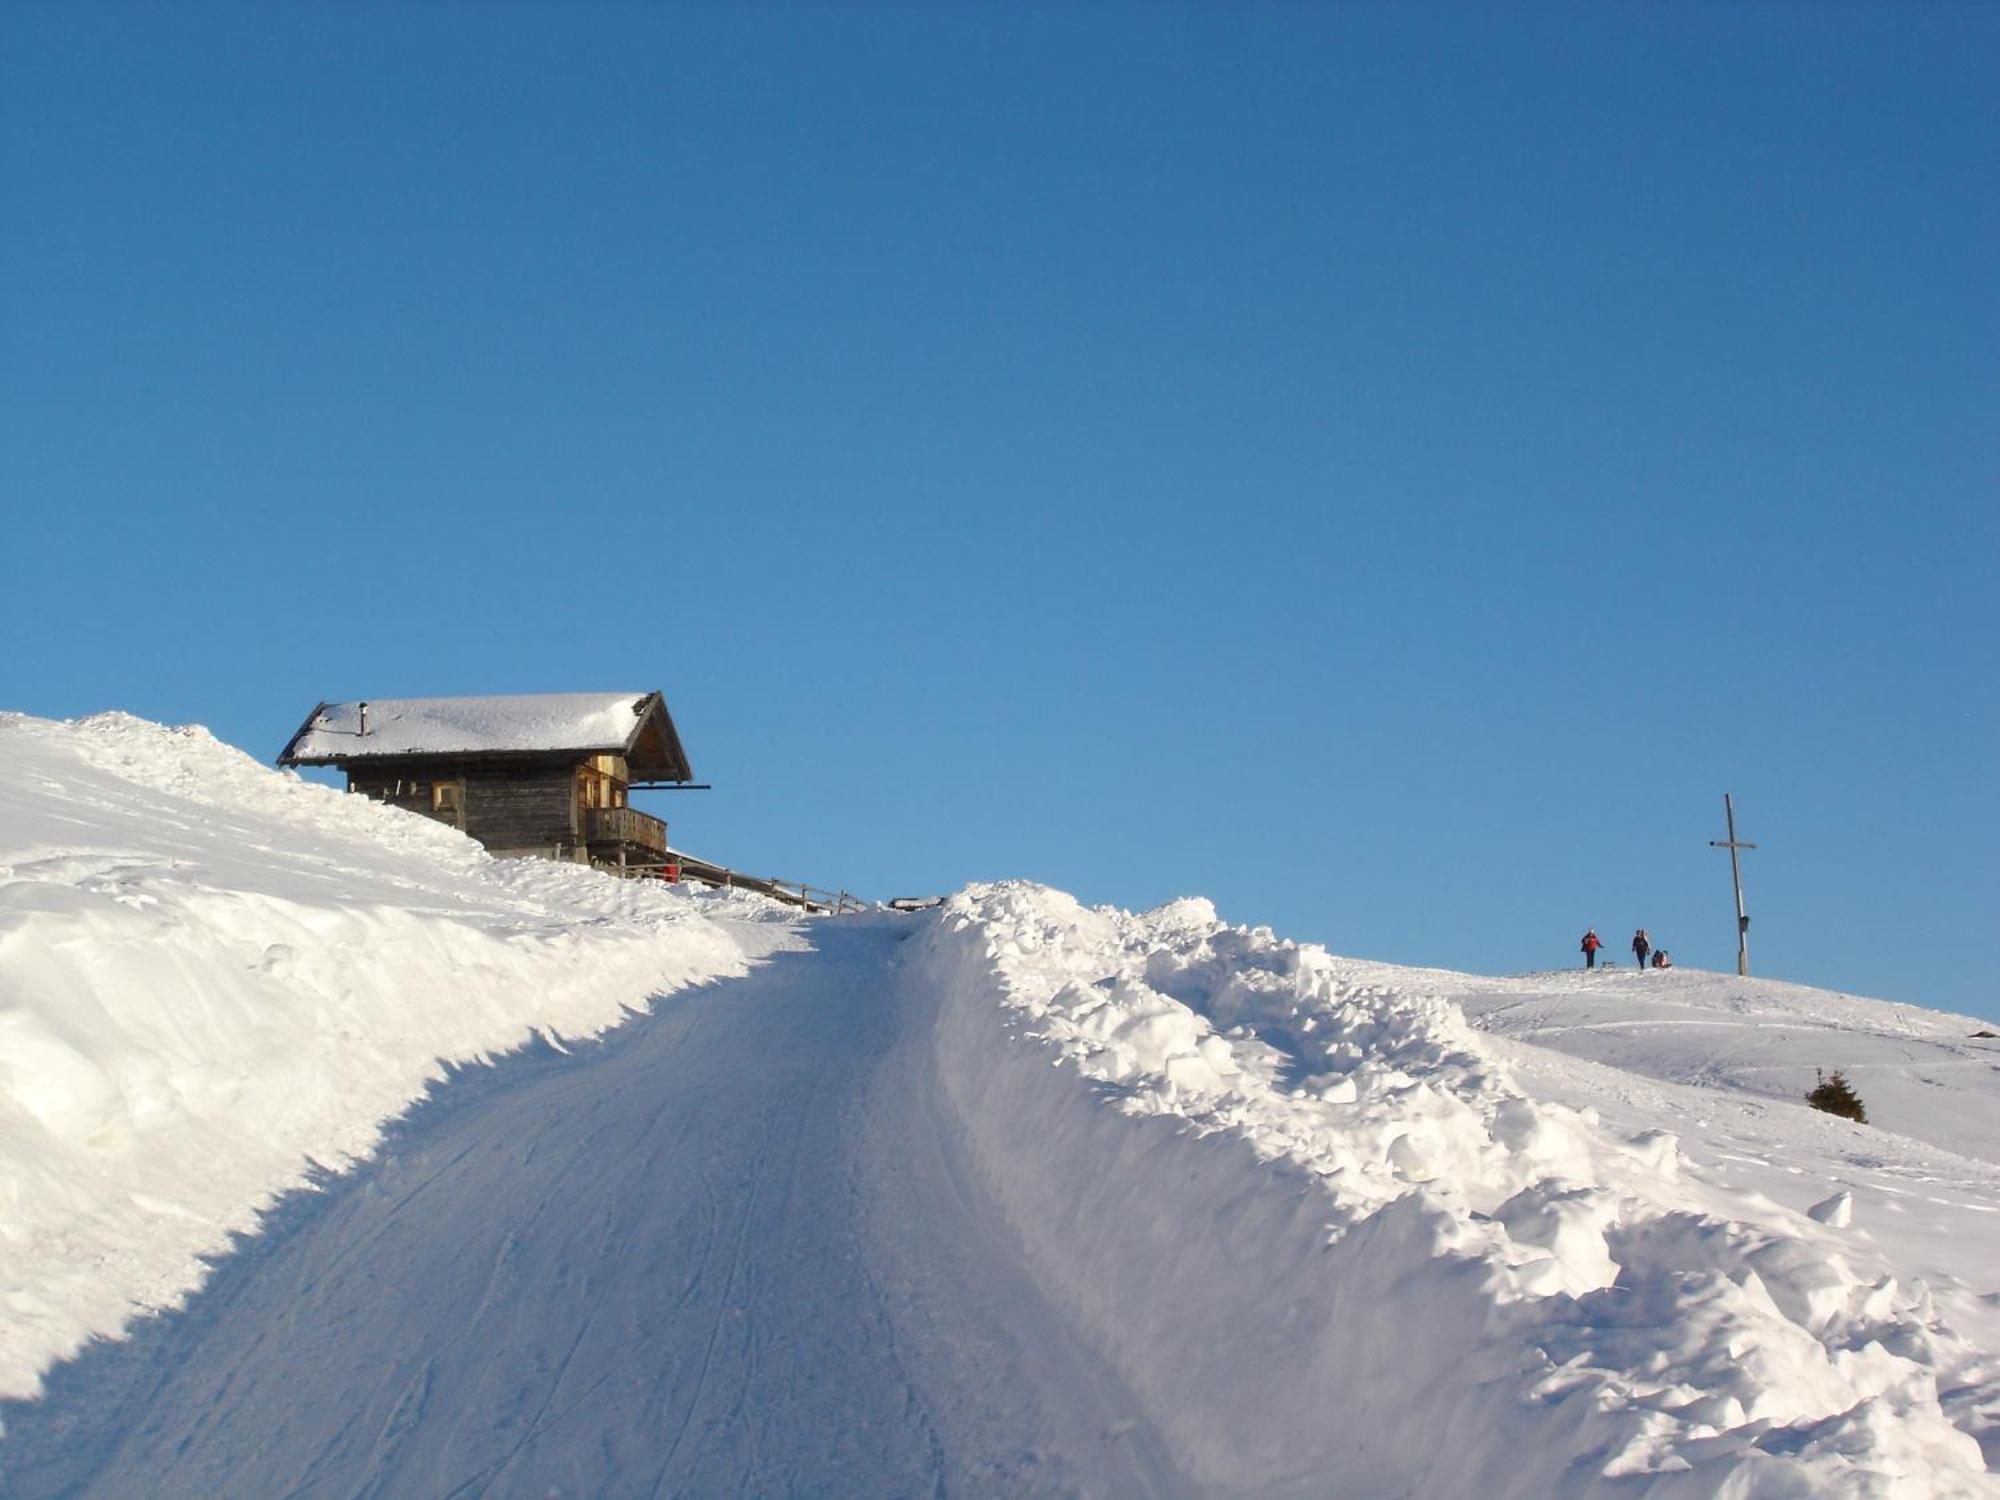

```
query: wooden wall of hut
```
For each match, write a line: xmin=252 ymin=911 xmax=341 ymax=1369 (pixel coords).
xmin=349 ymin=764 xmax=582 ymax=856
xmin=462 ymin=768 xmax=577 ymax=854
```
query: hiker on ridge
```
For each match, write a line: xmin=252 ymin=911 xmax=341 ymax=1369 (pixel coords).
xmin=1581 ymin=929 xmax=1603 ymax=969
xmin=1633 ymin=929 xmax=1652 ymax=970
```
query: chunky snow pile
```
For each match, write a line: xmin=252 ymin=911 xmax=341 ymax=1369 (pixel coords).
xmin=0 ymin=711 xmax=796 ymax=1400
xmin=913 ymin=885 xmax=2000 ymax=1497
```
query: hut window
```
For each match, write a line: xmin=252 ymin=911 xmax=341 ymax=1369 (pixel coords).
xmin=433 ymin=783 xmax=461 ymax=815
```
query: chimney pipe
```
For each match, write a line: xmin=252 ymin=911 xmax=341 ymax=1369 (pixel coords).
xmin=358 ymin=701 xmax=369 ymax=737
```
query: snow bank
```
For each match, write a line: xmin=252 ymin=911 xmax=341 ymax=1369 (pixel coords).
xmin=913 ymin=884 xmax=2000 ymax=1497
xmin=0 ymin=712 xmax=795 ymax=1399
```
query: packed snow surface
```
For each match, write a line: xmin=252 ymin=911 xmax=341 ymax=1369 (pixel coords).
xmin=279 ymin=691 xmax=656 ymax=761
xmin=2 ymin=712 xmax=1997 ymax=1496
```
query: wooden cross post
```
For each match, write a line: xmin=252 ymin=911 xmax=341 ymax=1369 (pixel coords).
xmin=1709 ymin=792 xmax=1757 ymax=976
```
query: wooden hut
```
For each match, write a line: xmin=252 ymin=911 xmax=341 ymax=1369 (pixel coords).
xmin=277 ymin=691 xmax=696 ymax=869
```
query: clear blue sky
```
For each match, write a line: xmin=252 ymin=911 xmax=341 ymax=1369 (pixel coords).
xmin=3 ymin=3 xmax=1994 ymax=1016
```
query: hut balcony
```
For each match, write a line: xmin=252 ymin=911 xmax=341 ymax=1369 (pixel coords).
xmin=585 ymin=805 xmax=669 ymax=859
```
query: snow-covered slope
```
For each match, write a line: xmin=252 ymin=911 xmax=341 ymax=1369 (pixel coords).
xmin=1451 ymin=967 xmax=2000 ymax=1358
xmin=914 ymin=888 xmax=2000 ymax=1495
xmin=2 ymin=712 xmax=1996 ymax=1497
xmin=0 ymin=711 xmax=795 ymax=1398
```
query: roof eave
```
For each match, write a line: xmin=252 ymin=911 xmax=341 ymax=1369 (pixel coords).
xmin=621 ymin=690 xmax=696 ymax=783
xmin=274 ymin=701 xmax=330 ymax=767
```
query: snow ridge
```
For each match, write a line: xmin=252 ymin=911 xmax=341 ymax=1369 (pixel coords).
xmin=915 ymin=882 xmax=1999 ymax=1497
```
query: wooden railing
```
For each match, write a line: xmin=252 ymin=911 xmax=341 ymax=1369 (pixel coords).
xmin=585 ymin=806 xmax=669 ymax=856
xmin=609 ymin=846 xmax=866 ymax=915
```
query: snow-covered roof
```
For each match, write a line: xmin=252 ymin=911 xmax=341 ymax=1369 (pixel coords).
xmin=277 ymin=692 xmax=694 ymax=781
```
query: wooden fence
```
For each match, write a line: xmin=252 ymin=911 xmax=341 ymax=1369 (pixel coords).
xmin=607 ymin=846 xmax=866 ymax=915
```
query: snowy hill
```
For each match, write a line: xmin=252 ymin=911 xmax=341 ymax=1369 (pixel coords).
xmin=1 ymin=712 xmax=1996 ymax=1497
xmin=1452 ymin=966 xmax=2000 ymax=1357
xmin=0 ymin=712 xmax=797 ymax=1396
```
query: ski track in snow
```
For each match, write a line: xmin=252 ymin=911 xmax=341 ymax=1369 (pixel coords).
xmin=0 ymin=919 xmax=1176 ymax=1499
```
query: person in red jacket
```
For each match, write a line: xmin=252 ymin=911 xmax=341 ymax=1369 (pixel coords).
xmin=1581 ymin=929 xmax=1603 ymax=968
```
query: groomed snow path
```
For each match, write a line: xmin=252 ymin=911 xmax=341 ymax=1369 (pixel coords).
xmin=0 ymin=917 xmax=1183 ymax=1500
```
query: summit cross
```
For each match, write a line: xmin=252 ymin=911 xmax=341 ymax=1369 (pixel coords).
xmin=1709 ymin=793 xmax=1758 ymax=977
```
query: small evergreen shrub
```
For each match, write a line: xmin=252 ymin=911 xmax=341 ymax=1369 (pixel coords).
xmin=1806 ymin=1068 xmax=1867 ymax=1124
